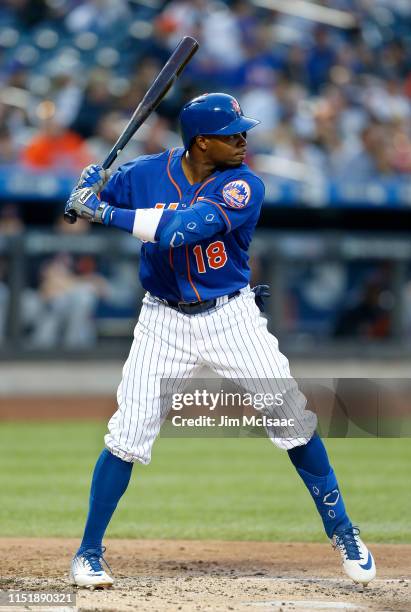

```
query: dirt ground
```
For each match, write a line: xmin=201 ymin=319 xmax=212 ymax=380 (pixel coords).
xmin=0 ymin=539 xmax=409 ymax=612
xmin=1 ymin=394 xmax=409 ymax=610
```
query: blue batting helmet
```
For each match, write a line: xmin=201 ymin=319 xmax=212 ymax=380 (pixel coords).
xmin=179 ymin=93 xmax=260 ymax=149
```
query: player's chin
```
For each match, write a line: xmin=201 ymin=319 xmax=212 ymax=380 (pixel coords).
xmin=224 ymin=156 xmax=245 ymax=167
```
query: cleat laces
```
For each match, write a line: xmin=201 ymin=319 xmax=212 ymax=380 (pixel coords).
xmin=333 ymin=526 xmax=362 ymax=561
xmin=80 ymin=547 xmax=112 ymax=574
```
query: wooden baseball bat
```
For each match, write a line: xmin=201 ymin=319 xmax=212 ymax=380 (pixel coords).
xmin=64 ymin=36 xmax=199 ymax=224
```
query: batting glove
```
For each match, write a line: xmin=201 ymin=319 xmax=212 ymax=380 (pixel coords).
xmin=77 ymin=164 xmax=112 ymax=193
xmin=65 ymin=187 xmax=114 ymax=225
xmin=252 ymin=284 xmax=271 ymax=313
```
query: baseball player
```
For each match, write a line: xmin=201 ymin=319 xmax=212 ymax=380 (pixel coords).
xmin=66 ymin=93 xmax=376 ymax=589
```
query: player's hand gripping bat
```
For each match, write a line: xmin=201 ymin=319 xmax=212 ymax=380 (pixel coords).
xmin=64 ymin=36 xmax=199 ymax=224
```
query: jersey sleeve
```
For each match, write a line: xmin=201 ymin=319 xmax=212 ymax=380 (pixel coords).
xmin=195 ymin=174 xmax=265 ymax=232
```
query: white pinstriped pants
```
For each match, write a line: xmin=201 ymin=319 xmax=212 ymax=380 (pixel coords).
xmin=105 ymin=286 xmax=317 ymax=464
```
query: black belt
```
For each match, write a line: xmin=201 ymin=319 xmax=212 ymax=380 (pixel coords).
xmin=164 ymin=290 xmax=240 ymax=315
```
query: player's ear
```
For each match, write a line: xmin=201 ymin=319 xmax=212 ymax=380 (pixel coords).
xmin=194 ymin=135 xmax=208 ymax=152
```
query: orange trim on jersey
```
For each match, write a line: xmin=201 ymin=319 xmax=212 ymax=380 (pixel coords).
xmin=185 ymin=244 xmax=201 ymax=301
xmin=166 ymin=149 xmax=180 ymax=272
xmin=166 ymin=148 xmax=182 ymax=200
xmin=189 ymin=176 xmax=216 ymax=206
xmin=196 ymin=197 xmax=232 ymax=231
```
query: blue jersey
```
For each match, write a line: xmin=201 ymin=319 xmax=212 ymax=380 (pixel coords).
xmin=101 ymin=147 xmax=265 ymax=302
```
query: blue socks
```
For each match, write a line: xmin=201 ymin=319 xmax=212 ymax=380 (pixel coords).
xmin=287 ymin=431 xmax=330 ymax=476
xmin=288 ymin=433 xmax=351 ymax=538
xmin=79 ymin=449 xmax=133 ymax=552
xmin=79 ymin=437 xmax=350 ymax=551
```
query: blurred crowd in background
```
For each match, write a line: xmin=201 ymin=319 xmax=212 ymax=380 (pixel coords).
xmin=1 ymin=0 xmax=411 ymax=352
xmin=0 ymin=0 xmax=411 ymax=181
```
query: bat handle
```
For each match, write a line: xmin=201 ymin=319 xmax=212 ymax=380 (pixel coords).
xmin=102 ymin=148 xmax=121 ymax=171
xmin=64 ymin=209 xmax=78 ymax=224
xmin=62 ymin=150 xmax=118 ymax=223
xmin=63 ymin=152 xmax=114 ymax=224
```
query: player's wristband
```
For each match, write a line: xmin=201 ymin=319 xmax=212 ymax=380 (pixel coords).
xmin=96 ymin=202 xmax=115 ymax=225
xmin=108 ymin=207 xmax=163 ymax=241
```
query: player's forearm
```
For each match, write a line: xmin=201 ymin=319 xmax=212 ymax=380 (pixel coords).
xmin=108 ymin=206 xmax=225 ymax=249
xmin=64 ymin=188 xmax=162 ymax=239
xmin=65 ymin=188 xmax=226 ymax=246
xmin=109 ymin=207 xmax=164 ymax=241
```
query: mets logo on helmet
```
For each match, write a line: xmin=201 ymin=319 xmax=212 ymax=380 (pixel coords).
xmin=231 ymin=98 xmax=241 ymax=115
xmin=222 ymin=180 xmax=251 ymax=208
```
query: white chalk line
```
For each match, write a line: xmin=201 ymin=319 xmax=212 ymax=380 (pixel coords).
xmin=242 ymin=601 xmax=366 ymax=610
xmin=242 ymin=577 xmax=408 ymax=585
